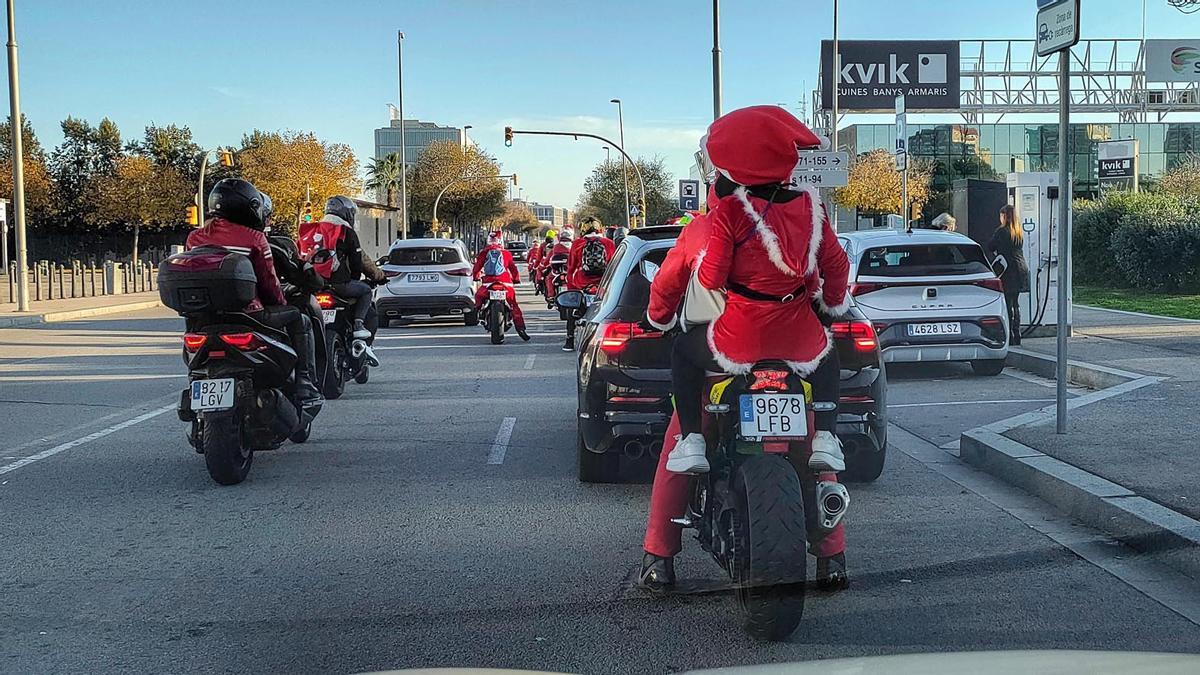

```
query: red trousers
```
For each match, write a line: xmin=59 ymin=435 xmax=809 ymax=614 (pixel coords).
xmin=643 ymin=409 xmax=846 ymax=559
xmin=474 ymin=284 xmax=526 ymax=330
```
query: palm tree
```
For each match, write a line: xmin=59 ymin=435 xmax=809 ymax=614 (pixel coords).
xmin=365 ymin=153 xmax=404 ymax=206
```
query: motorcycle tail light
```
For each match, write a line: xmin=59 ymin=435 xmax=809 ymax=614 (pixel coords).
xmin=315 ymin=292 xmax=335 ymax=309
xmin=831 ymin=320 xmax=878 ymax=352
xmin=219 ymin=332 xmax=265 ymax=350
xmin=183 ymin=333 xmax=207 ymax=352
xmin=749 ymin=369 xmax=790 ymax=392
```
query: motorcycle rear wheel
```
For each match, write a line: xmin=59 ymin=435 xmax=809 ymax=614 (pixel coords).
xmin=201 ymin=410 xmax=253 ymax=485
xmin=324 ymin=333 xmax=347 ymax=400
xmin=731 ymin=455 xmax=807 ymax=641
xmin=489 ymin=303 xmax=505 ymax=345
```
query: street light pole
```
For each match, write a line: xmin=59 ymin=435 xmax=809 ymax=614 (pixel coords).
xmin=462 ymin=124 xmax=473 ymax=151
xmin=831 ymin=0 xmax=840 ymax=230
xmin=610 ymin=99 xmax=631 ymax=229
xmin=6 ymin=0 xmax=28 ymax=310
xmin=712 ymin=0 xmax=722 ymax=121
xmin=397 ymin=30 xmax=408 ymax=240
xmin=602 ymin=146 xmax=611 ymax=164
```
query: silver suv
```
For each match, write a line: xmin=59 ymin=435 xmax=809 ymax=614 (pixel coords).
xmin=375 ymin=238 xmax=478 ymax=327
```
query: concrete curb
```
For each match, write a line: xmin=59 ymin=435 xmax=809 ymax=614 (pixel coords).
xmin=965 ymin=351 xmax=1200 ymax=582
xmin=0 ymin=299 xmax=161 ymax=328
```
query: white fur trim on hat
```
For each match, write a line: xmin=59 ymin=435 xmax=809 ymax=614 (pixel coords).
xmin=784 ymin=328 xmax=835 ymax=378
xmin=733 ymin=187 xmax=797 ymax=278
xmin=798 ymin=184 xmax=824 ymax=277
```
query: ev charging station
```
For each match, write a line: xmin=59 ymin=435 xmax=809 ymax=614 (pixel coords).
xmin=1006 ymin=172 xmax=1072 ymax=337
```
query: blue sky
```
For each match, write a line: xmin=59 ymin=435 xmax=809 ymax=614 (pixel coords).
xmin=7 ymin=0 xmax=1198 ymax=208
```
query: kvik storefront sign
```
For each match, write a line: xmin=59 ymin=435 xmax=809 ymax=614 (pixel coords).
xmin=821 ymin=40 xmax=960 ymax=111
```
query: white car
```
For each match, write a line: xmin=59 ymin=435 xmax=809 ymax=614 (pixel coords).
xmin=839 ymin=229 xmax=1009 ymax=375
xmin=374 ymin=238 xmax=478 ymax=327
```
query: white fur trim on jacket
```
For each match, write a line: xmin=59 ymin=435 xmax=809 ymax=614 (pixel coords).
xmin=784 ymin=328 xmax=836 ymax=378
xmin=706 ymin=317 xmax=752 ymax=375
xmin=646 ymin=311 xmax=678 ymax=332
xmin=733 ymin=186 xmax=797 ymax=277
xmin=798 ymin=184 xmax=824 ymax=277
xmin=814 ymin=292 xmax=851 ymax=316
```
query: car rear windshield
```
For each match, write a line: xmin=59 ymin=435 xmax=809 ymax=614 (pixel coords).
xmin=859 ymin=244 xmax=989 ymax=277
xmin=505 ymin=242 xmax=527 ymax=250
xmin=387 ymin=247 xmax=463 ymax=266
xmin=617 ymin=247 xmax=669 ymax=308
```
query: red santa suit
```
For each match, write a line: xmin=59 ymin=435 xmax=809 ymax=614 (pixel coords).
xmin=567 ymin=232 xmax=616 ymax=290
xmin=471 ymin=237 xmax=526 ymax=331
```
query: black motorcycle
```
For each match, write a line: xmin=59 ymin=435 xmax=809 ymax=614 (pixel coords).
xmin=481 ymin=281 xmax=513 ymax=345
xmin=159 ymin=247 xmax=321 ymax=485
xmin=315 ymin=289 xmax=378 ymax=398
xmin=674 ymin=360 xmax=849 ymax=640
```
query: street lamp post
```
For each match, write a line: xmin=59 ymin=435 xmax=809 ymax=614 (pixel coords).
xmin=462 ymin=124 xmax=473 ymax=151
xmin=397 ymin=30 xmax=408 ymax=240
xmin=610 ymin=99 xmax=632 ymax=229
xmin=602 ymin=146 xmax=611 ymax=164
xmin=432 ymin=173 xmax=516 ymax=234
xmin=712 ymin=0 xmax=722 ymax=120
xmin=6 ymin=0 xmax=28 ymax=310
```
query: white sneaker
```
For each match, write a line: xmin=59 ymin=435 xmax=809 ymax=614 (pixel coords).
xmin=666 ymin=433 xmax=709 ymax=474
xmin=809 ymin=430 xmax=845 ymax=472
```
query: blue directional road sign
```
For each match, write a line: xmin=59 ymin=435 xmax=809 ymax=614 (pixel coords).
xmin=679 ymin=179 xmax=700 ymax=211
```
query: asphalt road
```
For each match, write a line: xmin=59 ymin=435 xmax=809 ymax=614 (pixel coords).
xmin=3 ymin=282 xmax=1200 ymax=674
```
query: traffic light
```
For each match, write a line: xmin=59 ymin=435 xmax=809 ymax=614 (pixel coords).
xmin=218 ymin=150 xmax=234 ymax=167
xmin=504 ymin=126 xmax=513 ymax=147
xmin=511 ymin=173 xmax=518 ymax=186
xmin=302 ymin=201 xmax=313 ymax=223
xmin=186 ymin=205 xmax=198 ymax=226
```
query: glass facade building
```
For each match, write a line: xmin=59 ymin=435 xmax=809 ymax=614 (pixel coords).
xmin=838 ymin=122 xmax=1200 ymax=221
xmin=374 ymin=120 xmax=464 ymax=167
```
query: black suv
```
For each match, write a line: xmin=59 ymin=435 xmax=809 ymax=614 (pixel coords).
xmin=505 ymin=240 xmax=529 ymax=262
xmin=573 ymin=225 xmax=888 ymax=483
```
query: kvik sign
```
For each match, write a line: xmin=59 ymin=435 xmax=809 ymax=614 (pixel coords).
xmin=821 ymin=40 xmax=960 ymax=111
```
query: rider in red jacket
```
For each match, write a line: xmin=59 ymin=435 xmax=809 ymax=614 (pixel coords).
xmin=561 ymin=218 xmax=615 ymax=351
xmin=471 ymin=231 xmax=530 ymax=341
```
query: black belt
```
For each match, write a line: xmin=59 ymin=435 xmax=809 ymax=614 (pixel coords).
xmin=727 ymin=281 xmax=807 ymax=303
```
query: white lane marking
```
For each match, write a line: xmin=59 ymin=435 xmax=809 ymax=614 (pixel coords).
xmin=376 ymin=333 xmax=561 ymax=340
xmin=890 ymin=399 xmax=1056 ymax=409
xmin=524 ymin=355 xmax=537 ymax=370
xmin=487 ymin=417 xmax=517 ymax=465
xmin=0 ymin=405 xmax=174 ymax=476
xmin=0 ymin=374 xmax=184 ymax=383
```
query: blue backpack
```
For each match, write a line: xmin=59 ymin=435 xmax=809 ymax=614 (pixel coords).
xmin=482 ymin=248 xmax=506 ymax=277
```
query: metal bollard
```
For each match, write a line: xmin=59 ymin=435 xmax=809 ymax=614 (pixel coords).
xmin=34 ymin=262 xmax=42 ymax=301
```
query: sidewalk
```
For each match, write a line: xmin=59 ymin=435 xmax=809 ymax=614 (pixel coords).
xmin=0 ymin=291 xmax=162 ymax=328
xmin=1007 ymin=305 xmax=1200 ymax=520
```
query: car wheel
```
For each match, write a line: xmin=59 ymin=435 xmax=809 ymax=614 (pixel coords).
xmin=577 ymin=427 xmax=620 ymax=483
xmin=971 ymin=359 xmax=1006 ymax=376
xmin=844 ymin=445 xmax=886 ymax=483
xmin=464 ymin=309 xmax=480 ymax=326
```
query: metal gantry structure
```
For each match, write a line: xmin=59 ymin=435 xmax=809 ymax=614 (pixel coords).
xmin=815 ymin=38 xmax=1200 ymax=126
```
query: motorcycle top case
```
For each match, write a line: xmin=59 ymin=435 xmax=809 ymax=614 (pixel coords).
xmin=158 ymin=246 xmax=258 ymax=314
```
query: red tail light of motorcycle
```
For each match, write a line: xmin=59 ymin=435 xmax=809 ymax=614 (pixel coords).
xmin=315 ymin=292 xmax=335 ymax=309
xmin=183 ymin=333 xmax=207 ymax=352
xmin=599 ymin=321 xmax=662 ymax=355
xmin=831 ymin=320 xmax=878 ymax=352
xmin=749 ymin=369 xmax=790 ymax=392
xmin=219 ymin=332 xmax=265 ymax=351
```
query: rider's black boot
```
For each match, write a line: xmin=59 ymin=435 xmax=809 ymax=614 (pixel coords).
xmin=816 ymin=552 xmax=848 ymax=591
xmin=639 ymin=552 xmax=675 ymax=592
xmin=293 ymin=325 xmax=324 ymax=408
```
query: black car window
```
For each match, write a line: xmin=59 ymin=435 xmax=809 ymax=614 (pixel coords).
xmin=595 ymin=240 xmax=630 ymax=298
xmin=859 ymin=244 xmax=988 ymax=277
xmin=505 ymin=242 xmax=527 ymax=250
xmin=618 ymin=247 xmax=669 ymax=308
xmin=388 ymin=246 xmax=463 ymax=266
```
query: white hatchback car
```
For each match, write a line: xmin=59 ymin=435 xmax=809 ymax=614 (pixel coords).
xmin=839 ymin=229 xmax=1009 ymax=375
xmin=374 ymin=238 xmax=478 ymax=327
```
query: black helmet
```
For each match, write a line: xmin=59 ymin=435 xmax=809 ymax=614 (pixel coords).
xmin=259 ymin=191 xmax=274 ymax=227
xmin=325 ymin=195 xmax=357 ymax=226
xmin=208 ymin=178 xmax=266 ymax=230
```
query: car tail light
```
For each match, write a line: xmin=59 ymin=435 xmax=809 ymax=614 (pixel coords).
xmin=315 ymin=292 xmax=335 ymax=309
xmin=445 ymin=267 xmax=470 ymax=277
xmin=975 ymin=277 xmax=1004 ymax=292
xmin=383 ymin=269 xmax=401 ymax=278
xmin=849 ymin=282 xmax=886 ymax=296
xmin=219 ymin=332 xmax=264 ymax=350
xmin=831 ymin=320 xmax=878 ymax=351
xmin=599 ymin=321 xmax=662 ymax=354
xmin=183 ymin=333 xmax=207 ymax=351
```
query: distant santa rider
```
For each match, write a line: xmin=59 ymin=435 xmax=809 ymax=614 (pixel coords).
xmin=471 ymin=231 xmax=530 ymax=341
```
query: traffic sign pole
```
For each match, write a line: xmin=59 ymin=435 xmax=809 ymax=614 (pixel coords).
xmin=1055 ymin=46 xmax=1070 ymax=434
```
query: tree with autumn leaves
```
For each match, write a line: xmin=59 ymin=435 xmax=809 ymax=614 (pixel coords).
xmin=236 ymin=130 xmax=360 ymax=236
xmin=90 ymin=156 xmax=191 ymax=262
xmin=834 ymin=149 xmax=934 ymax=221
xmin=407 ymin=140 xmax=506 ymax=235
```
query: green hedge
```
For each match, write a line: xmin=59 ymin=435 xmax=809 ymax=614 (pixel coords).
xmin=1073 ymin=192 xmax=1200 ymax=292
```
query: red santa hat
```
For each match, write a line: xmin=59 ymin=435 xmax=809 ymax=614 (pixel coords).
xmin=487 ymin=231 xmax=503 ymax=245
xmin=704 ymin=105 xmax=824 ymax=186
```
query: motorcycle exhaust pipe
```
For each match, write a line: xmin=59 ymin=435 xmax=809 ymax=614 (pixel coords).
xmin=255 ymin=388 xmax=300 ymax=438
xmin=815 ymin=480 xmax=850 ymax=532
xmin=623 ymin=439 xmax=645 ymax=460
xmin=648 ymin=440 xmax=663 ymax=458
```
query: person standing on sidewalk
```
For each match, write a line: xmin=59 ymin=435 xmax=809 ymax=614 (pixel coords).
xmin=988 ymin=204 xmax=1029 ymax=346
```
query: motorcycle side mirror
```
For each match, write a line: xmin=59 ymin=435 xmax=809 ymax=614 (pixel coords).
xmin=556 ymin=290 xmax=585 ymax=309
xmin=641 ymin=259 xmax=660 ymax=282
